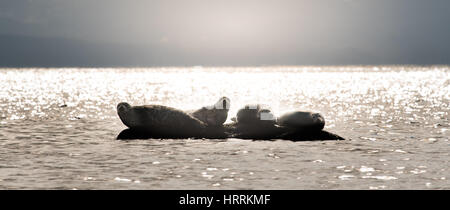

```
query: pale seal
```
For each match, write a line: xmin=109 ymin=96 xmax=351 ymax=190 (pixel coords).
xmin=190 ymin=97 xmax=230 ymax=127
xmin=277 ymin=111 xmax=325 ymax=131
xmin=117 ymin=102 xmax=207 ymax=137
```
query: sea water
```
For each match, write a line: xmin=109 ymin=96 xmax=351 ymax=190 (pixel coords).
xmin=0 ymin=66 xmax=449 ymax=189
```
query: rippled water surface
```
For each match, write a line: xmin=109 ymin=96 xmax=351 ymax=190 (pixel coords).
xmin=0 ymin=66 xmax=449 ymax=189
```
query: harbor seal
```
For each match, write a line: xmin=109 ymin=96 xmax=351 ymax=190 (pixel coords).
xmin=234 ymin=104 xmax=276 ymax=125
xmin=277 ymin=111 xmax=325 ymax=131
xmin=116 ymin=101 xmax=344 ymax=141
xmin=190 ymin=97 xmax=230 ymax=127
xmin=117 ymin=102 xmax=208 ymax=138
xmin=225 ymin=106 xmax=333 ymax=140
xmin=225 ymin=104 xmax=281 ymax=139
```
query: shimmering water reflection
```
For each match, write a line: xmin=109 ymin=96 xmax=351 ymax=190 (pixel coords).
xmin=0 ymin=66 xmax=449 ymax=189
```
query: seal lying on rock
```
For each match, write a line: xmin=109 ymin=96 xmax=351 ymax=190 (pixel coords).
xmin=117 ymin=102 xmax=208 ymax=138
xmin=190 ymin=97 xmax=230 ymax=127
xmin=117 ymin=102 xmax=227 ymax=139
xmin=277 ymin=111 xmax=325 ymax=132
xmin=234 ymin=104 xmax=276 ymax=125
xmin=224 ymin=104 xmax=281 ymax=139
xmin=223 ymin=105 xmax=341 ymax=140
xmin=116 ymin=101 xmax=344 ymax=141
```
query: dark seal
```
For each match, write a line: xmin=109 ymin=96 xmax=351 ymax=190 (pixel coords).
xmin=116 ymin=102 xmax=344 ymax=141
xmin=117 ymin=102 xmax=208 ymax=138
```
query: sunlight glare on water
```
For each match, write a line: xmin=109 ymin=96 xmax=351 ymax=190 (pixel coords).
xmin=0 ymin=66 xmax=449 ymax=189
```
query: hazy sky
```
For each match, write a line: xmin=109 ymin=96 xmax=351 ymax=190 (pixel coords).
xmin=1 ymin=0 xmax=449 ymax=66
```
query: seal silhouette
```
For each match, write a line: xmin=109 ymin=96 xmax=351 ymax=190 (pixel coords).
xmin=277 ymin=111 xmax=325 ymax=131
xmin=234 ymin=104 xmax=276 ymax=125
xmin=190 ymin=97 xmax=230 ymax=127
xmin=117 ymin=102 xmax=207 ymax=138
xmin=116 ymin=100 xmax=343 ymax=141
xmin=225 ymin=104 xmax=281 ymax=139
